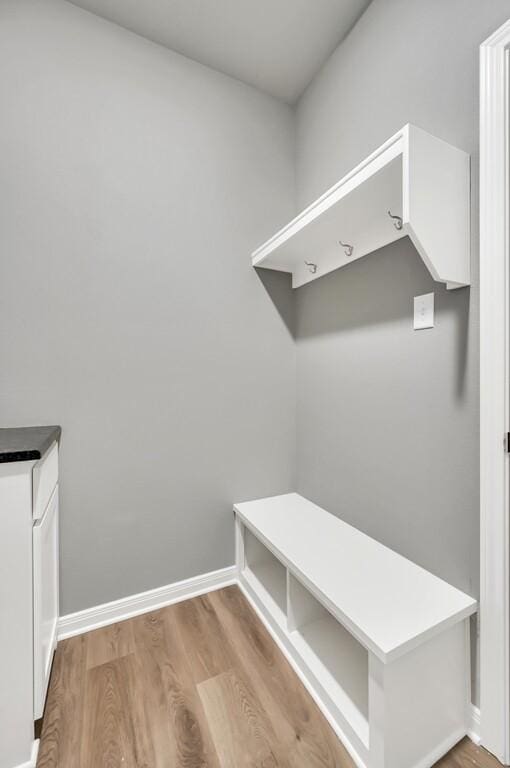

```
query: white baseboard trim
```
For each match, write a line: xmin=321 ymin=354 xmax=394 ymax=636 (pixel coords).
xmin=13 ymin=740 xmax=39 ymax=768
xmin=467 ymin=704 xmax=481 ymax=745
xmin=57 ymin=566 xmax=236 ymax=640
xmin=414 ymin=728 xmax=465 ymax=768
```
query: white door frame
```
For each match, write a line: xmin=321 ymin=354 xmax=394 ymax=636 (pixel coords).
xmin=480 ymin=19 xmax=510 ymax=765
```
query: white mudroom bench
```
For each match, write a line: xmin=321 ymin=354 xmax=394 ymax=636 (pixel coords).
xmin=234 ymin=493 xmax=477 ymax=768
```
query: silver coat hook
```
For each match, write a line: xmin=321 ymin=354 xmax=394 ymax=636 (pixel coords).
xmin=388 ymin=210 xmax=403 ymax=230
xmin=339 ymin=240 xmax=354 ymax=258
xmin=304 ymin=261 xmax=317 ymax=274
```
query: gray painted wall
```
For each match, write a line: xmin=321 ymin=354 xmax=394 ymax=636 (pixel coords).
xmin=1 ymin=1 xmax=506 ymax=706
xmin=0 ymin=0 xmax=296 ymax=614
xmin=294 ymin=0 xmax=510 ymax=703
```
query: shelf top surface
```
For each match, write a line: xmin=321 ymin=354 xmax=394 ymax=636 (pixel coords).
xmin=234 ymin=493 xmax=477 ymax=662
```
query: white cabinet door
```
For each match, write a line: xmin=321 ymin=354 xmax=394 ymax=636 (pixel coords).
xmin=33 ymin=484 xmax=59 ymax=719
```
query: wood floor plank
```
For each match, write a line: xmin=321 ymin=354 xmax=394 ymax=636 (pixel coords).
xmin=86 ymin=620 xmax=136 ymax=669
xmin=80 ymin=654 xmax=152 ymax=768
xmin=198 ymin=669 xmax=279 ymax=768
xmin=80 ymin=658 xmax=133 ymax=768
xmin=37 ymin=586 xmax=503 ymax=768
xmin=171 ymin=593 xmax=238 ymax=684
xmin=435 ymin=737 xmax=502 ymax=768
xmin=37 ymin=633 xmax=87 ymax=768
xmin=119 ymin=651 xmax=159 ymax=768
xmin=131 ymin=607 xmax=220 ymax=768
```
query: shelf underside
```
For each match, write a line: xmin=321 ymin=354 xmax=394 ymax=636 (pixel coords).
xmin=252 ymin=124 xmax=471 ymax=290
xmin=255 ymin=156 xmax=404 ymax=288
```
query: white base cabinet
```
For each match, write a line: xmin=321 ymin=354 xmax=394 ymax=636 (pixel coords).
xmin=33 ymin=484 xmax=59 ymax=720
xmin=0 ymin=440 xmax=59 ymax=768
xmin=235 ymin=493 xmax=476 ymax=768
xmin=0 ymin=463 xmax=36 ymax=768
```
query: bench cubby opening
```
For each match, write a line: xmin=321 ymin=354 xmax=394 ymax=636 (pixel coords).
xmin=242 ymin=526 xmax=287 ymax=627
xmin=287 ymin=572 xmax=369 ymax=748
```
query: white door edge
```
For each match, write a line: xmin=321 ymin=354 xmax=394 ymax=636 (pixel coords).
xmin=480 ymin=17 xmax=510 ymax=764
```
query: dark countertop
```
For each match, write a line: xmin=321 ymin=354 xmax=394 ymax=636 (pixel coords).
xmin=0 ymin=426 xmax=61 ymax=463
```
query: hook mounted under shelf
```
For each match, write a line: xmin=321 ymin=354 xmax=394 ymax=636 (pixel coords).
xmin=304 ymin=261 xmax=317 ymax=274
xmin=388 ymin=210 xmax=403 ymax=230
xmin=339 ymin=241 xmax=354 ymax=258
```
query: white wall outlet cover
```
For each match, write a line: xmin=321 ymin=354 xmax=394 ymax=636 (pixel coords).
xmin=414 ymin=292 xmax=434 ymax=330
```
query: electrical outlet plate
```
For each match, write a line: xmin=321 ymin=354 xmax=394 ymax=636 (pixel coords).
xmin=414 ymin=292 xmax=434 ymax=330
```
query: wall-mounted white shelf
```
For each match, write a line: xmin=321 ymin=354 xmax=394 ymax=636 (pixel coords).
xmin=252 ymin=124 xmax=470 ymax=289
xmin=234 ymin=493 xmax=477 ymax=768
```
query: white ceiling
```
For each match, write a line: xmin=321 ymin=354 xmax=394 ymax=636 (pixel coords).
xmin=67 ymin=0 xmax=371 ymax=103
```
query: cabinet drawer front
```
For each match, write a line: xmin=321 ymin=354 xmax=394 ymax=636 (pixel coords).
xmin=33 ymin=484 xmax=59 ymax=719
xmin=32 ymin=441 xmax=58 ymax=521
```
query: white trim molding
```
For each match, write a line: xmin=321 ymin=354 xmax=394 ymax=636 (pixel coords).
xmin=58 ymin=566 xmax=236 ymax=640
xmin=480 ymin=18 xmax=510 ymax=765
xmin=13 ymin=740 xmax=39 ymax=768
xmin=468 ymin=705 xmax=481 ymax=746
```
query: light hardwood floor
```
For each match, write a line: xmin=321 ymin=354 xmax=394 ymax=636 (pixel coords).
xmin=37 ymin=585 xmax=500 ymax=768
